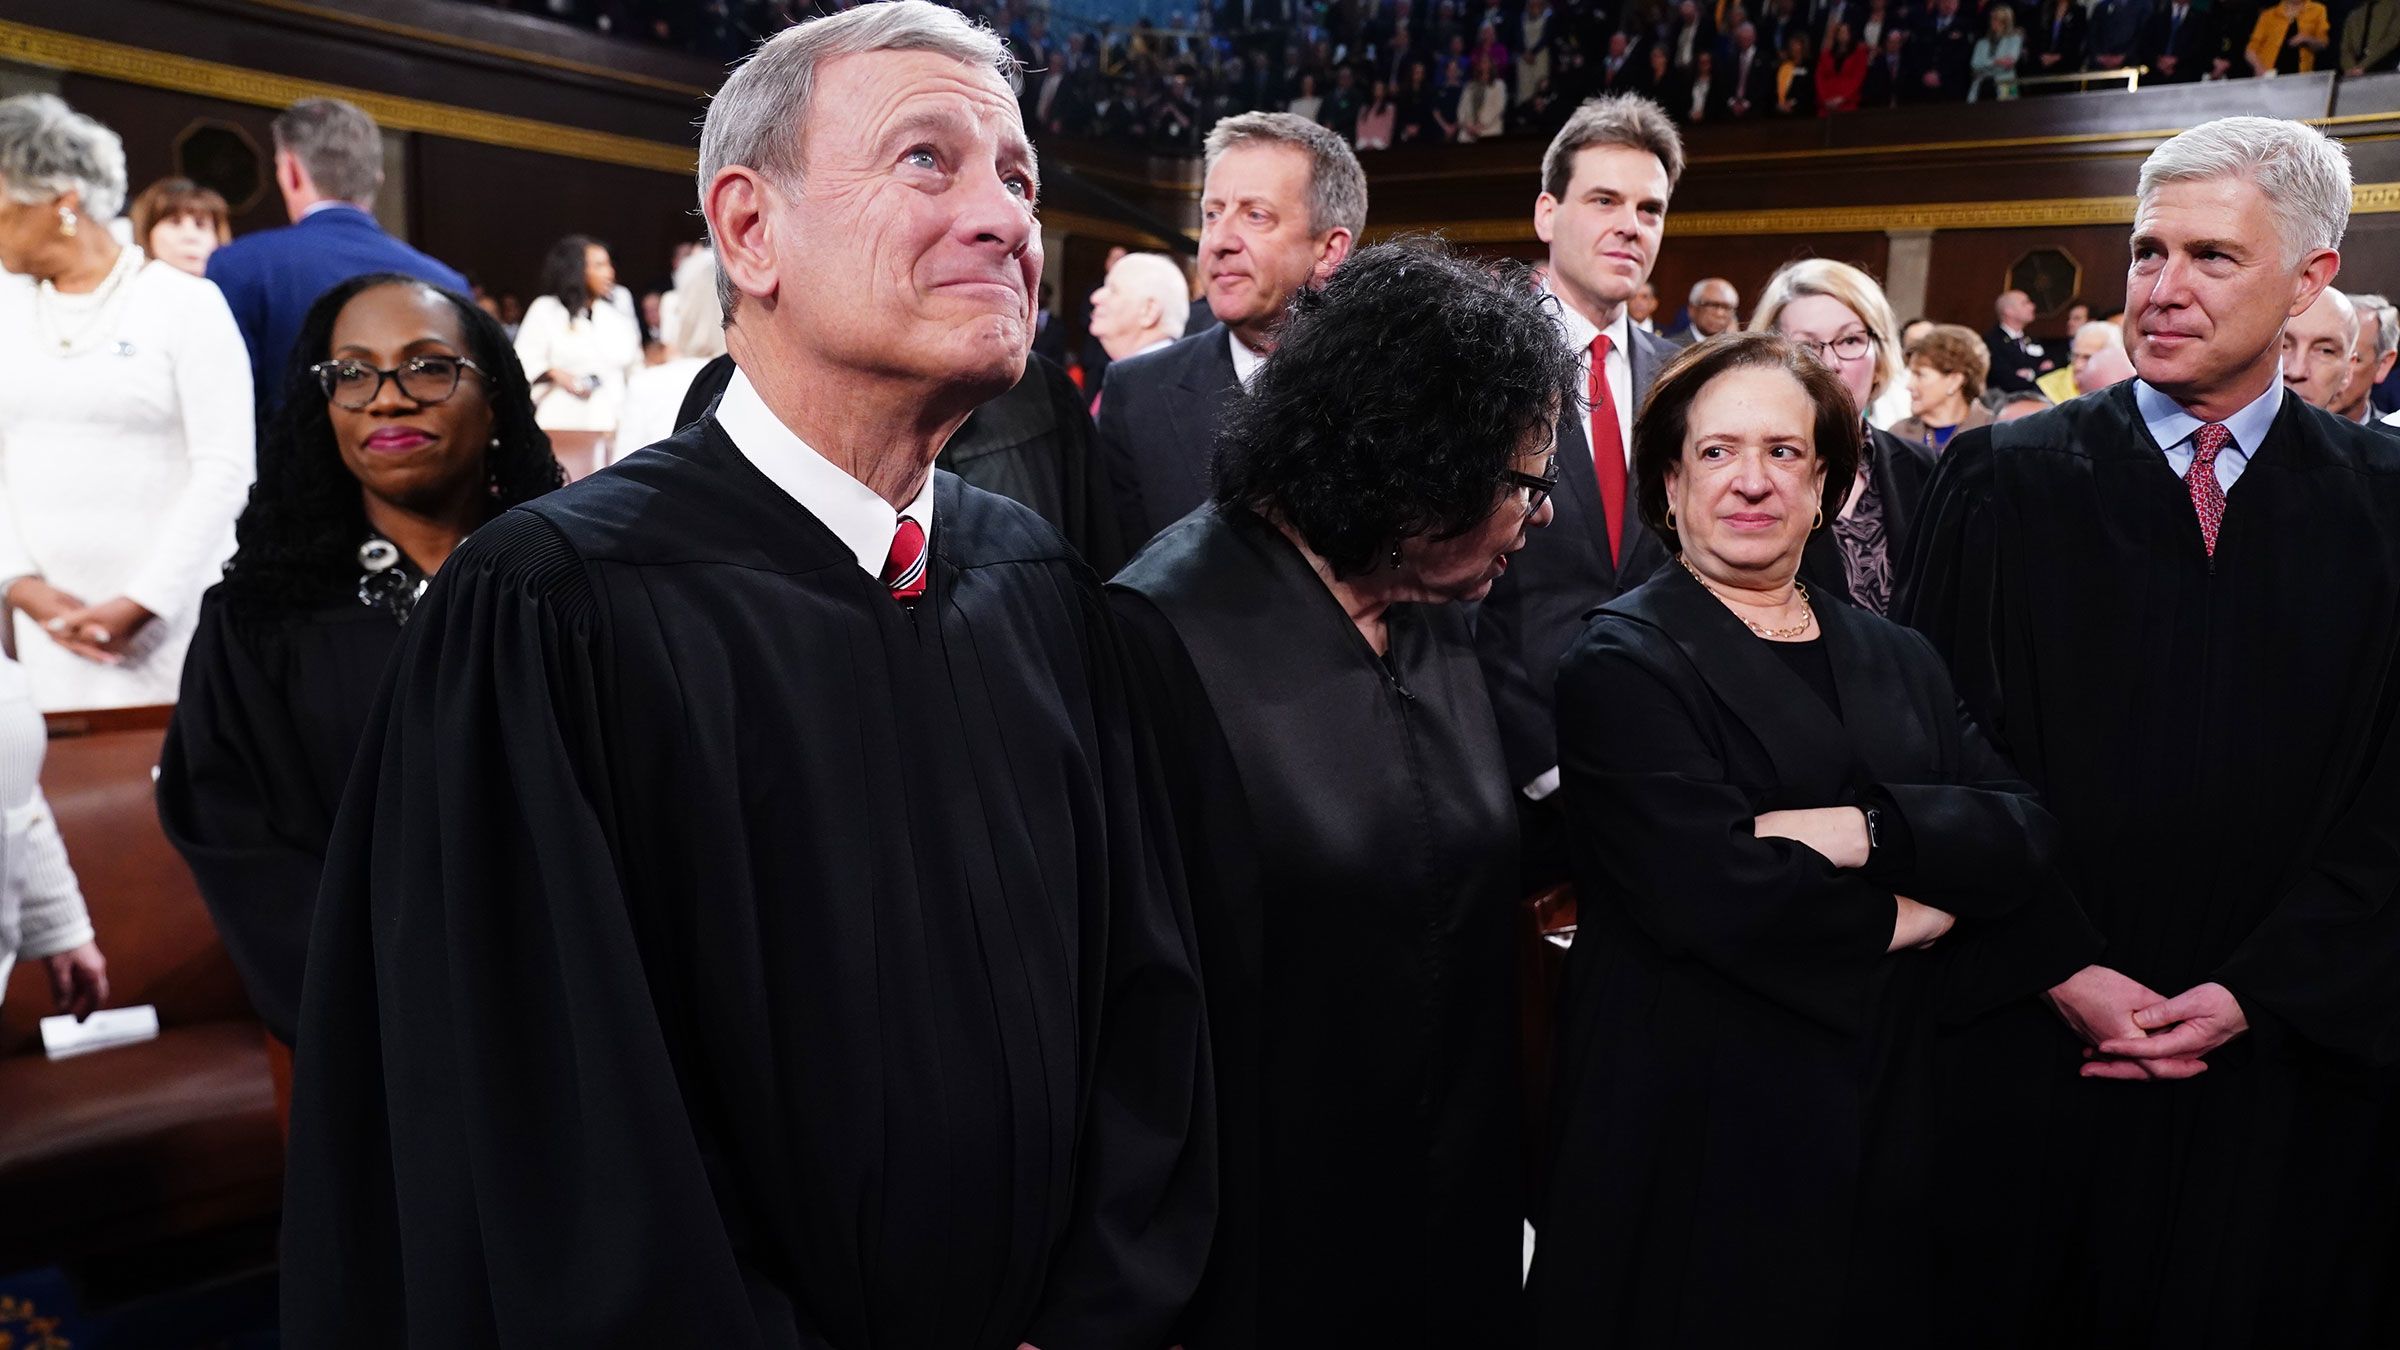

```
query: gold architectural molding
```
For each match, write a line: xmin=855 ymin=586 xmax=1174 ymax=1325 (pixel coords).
xmin=0 ymin=19 xmax=697 ymax=175
xmin=1370 ymin=181 xmax=2400 ymax=243
xmin=242 ymin=0 xmax=713 ymax=100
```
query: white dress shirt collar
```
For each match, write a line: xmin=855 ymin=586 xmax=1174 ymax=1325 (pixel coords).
xmin=1544 ymin=280 xmax=1635 ymax=459
xmin=712 ymin=367 xmax=937 ymax=581
xmin=2133 ymin=374 xmax=2283 ymax=458
xmin=1228 ymin=328 xmax=1268 ymax=390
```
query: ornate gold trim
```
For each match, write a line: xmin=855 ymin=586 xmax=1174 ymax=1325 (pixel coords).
xmin=1373 ymin=182 xmax=2400 ymax=242
xmin=241 ymin=0 xmax=712 ymax=99
xmin=0 ymin=19 xmax=697 ymax=175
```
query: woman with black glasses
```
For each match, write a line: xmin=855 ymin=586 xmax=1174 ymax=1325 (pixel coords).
xmin=159 ymin=273 xmax=561 ymax=1044
xmin=1109 ymin=239 xmax=1575 ymax=1347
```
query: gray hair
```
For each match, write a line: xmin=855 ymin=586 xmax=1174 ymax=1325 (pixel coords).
xmin=698 ymin=1 xmax=1016 ymax=316
xmin=1109 ymin=251 xmax=1193 ymax=337
xmin=272 ymin=98 xmax=385 ymax=205
xmin=2348 ymin=291 xmax=2398 ymax=364
xmin=2075 ymin=319 xmax=2126 ymax=351
xmin=1540 ymin=94 xmax=1685 ymax=200
xmin=1203 ymin=111 xmax=1369 ymax=239
xmin=665 ymin=246 xmax=728 ymax=361
xmin=2137 ymin=116 xmax=2351 ymax=265
xmin=0 ymin=94 xmax=127 ymax=223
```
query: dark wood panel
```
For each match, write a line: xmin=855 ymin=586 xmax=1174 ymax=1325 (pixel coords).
xmin=410 ymin=136 xmax=700 ymax=305
xmin=1924 ymin=224 xmax=2132 ymax=332
xmin=57 ymin=78 xmax=292 ymax=239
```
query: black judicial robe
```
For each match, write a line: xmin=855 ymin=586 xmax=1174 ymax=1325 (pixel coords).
xmin=159 ymin=590 xmax=400 ymax=1043
xmin=1527 ymin=566 xmax=2097 ymax=1349
xmin=1108 ymin=507 xmax=1523 ymax=1347
xmin=1898 ymin=383 xmax=2400 ymax=1348
xmin=281 ymin=421 xmax=1214 ymax=1348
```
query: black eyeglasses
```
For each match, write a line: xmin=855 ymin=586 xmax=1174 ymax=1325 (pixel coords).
xmin=1791 ymin=332 xmax=1877 ymax=364
xmin=1505 ymin=456 xmax=1562 ymax=514
xmin=311 ymin=355 xmax=487 ymax=410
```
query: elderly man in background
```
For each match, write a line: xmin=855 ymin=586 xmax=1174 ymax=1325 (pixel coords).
xmin=2279 ymin=283 xmax=2358 ymax=411
xmin=279 ymin=5 xmax=1214 ymax=1344
xmin=1904 ymin=115 xmax=2400 ymax=1348
xmin=1086 ymin=251 xmax=1193 ymax=372
xmin=2337 ymin=291 xmax=2398 ymax=430
xmin=1097 ymin=111 xmax=1365 ymax=553
xmin=2037 ymin=319 xmax=2130 ymax=402
xmin=1982 ymin=286 xmax=2057 ymax=394
xmin=1665 ymin=274 xmax=1739 ymax=344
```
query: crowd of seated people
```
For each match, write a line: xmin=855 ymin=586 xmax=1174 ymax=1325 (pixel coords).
xmin=465 ymin=0 xmax=2400 ymax=147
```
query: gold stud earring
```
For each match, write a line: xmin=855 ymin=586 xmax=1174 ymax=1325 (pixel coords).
xmin=57 ymin=206 xmax=76 ymax=238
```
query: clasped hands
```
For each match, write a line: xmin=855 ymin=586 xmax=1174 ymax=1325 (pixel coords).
xmin=6 ymin=577 xmax=154 ymax=666
xmin=2045 ymin=965 xmax=2247 ymax=1081
xmin=1753 ymin=806 xmax=1954 ymax=954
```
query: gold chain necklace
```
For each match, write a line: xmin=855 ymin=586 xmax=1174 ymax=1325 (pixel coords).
xmin=1679 ymin=554 xmax=1815 ymax=639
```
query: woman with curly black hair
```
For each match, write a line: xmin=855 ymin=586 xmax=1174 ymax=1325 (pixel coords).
xmin=158 ymin=272 xmax=561 ymax=1043
xmin=1110 ymin=237 xmax=1575 ymax=1347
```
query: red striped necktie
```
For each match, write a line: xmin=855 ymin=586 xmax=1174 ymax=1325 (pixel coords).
xmin=883 ymin=515 xmax=927 ymax=600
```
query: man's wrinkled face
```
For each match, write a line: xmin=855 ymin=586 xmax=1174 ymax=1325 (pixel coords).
xmin=1200 ymin=142 xmax=1345 ymax=343
xmin=2280 ymin=288 xmax=2356 ymax=411
xmin=760 ymin=49 xmax=1043 ymax=398
xmin=2128 ymin=174 xmax=2335 ymax=409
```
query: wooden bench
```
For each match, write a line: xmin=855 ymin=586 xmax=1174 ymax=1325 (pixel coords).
xmin=0 ymin=706 xmax=283 ymax=1276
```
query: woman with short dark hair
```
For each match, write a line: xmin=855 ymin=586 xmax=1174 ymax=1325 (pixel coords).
xmin=1529 ymin=332 xmax=2098 ymax=1347
xmin=1894 ymin=322 xmax=1992 ymax=450
xmin=1111 ymin=238 xmax=1575 ymax=1346
xmin=160 ymin=273 xmax=561 ymax=1042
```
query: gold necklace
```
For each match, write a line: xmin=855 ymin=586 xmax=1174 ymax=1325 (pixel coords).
xmin=1679 ymin=554 xmax=1815 ymax=639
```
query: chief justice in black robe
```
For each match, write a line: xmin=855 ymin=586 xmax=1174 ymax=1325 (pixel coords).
xmin=1529 ymin=335 xmax=2096 ymax=1348
xmin=1899 ymin=119 xmax=2400 ymax=1347
xmin=279 ymin=13 xmax=1212 ymax=1346
xmin=1111 ymin=242 xmax=1577 ymax=1346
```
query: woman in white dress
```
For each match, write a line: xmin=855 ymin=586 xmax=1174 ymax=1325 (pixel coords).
xmin=0 ymin=94 xmax=255 ymax=711
xmin=512 ymin=233 xmax=644 ymax=437
xmin=614 ymin=247 xmax=726 ymax=457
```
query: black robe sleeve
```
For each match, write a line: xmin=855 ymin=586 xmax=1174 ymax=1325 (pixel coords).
xmin=158 ymin=592 xmax=328 ymax=1045
xmin=1022 ymin=582 xmax=1218 ymax=1350
xmin=280 ymin=512 xmax=781 ymax=1345
xmin=2216 ymin=618 xmax=2400 ymax=1066
xmin=1893 ymin=428 xmax=2012 ymax=748
xmin=1558 ymin=620 xmax=1896 ymax=1033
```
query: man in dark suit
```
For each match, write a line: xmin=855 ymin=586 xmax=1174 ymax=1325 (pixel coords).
xmin=206 ymin=98 xmax=470 ymax=418
xmin=1915 ymin=0 xmax=1978 ymax=98
xmin=2137 ymin=0 xmax=2226 ymax=80
xmin=1720 ymin=21 xmax=1779 ymax=116
xmin=1476 ymin=93 xmax=1685 ymax=871
xmin=1983 ymin=287 xmax=2059 ymax=393
xmin=1861 ymin=25 xmax=1917 ymax=105
xmin=1664 ymin=275 xmax=1741 ymax=346
xmin=1095 ymin=112 xmax=1365 ymax=552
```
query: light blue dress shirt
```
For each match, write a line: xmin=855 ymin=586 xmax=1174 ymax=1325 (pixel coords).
xmin=2132 ymin=376 xmax=2285 ymax=495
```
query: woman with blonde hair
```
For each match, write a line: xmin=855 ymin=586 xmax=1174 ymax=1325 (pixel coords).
xmin=1748 ymin=257 xmax=1935 ymax=615
xmin=1970 ymin=3 xmax=2024 ymax=100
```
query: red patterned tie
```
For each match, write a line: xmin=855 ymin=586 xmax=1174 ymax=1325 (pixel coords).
xmin=882 ymin=515 xmax=927 ymax=600
xmin=1589 ymin=333 xmax=1627 ymax=564
xmin=2187 ymin=423 xmax=2230 ymax=556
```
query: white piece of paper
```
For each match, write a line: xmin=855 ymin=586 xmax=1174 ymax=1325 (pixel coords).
xmin=40 ymin=1005 xmax=161 ymax=1060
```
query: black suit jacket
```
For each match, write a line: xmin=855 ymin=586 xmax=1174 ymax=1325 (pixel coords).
xmin=1982 ymin=324 xmax=2057 ymax=395
xmin=1860 ymin=46 xmax=1914 ymax=106
xmin=1475 ymin=320 xmax=1681 ymax=789
xmin=2024 ymin=3 xmax=2089 ymax=74
xmin=2135 ymin=0 xmax=2220 ymax=79
xmin=1721 ymin=45 xmax=1778 ymax=114
xmin=1917 ymin=14 xmax=1977 ymax=96
xmin=1096 ymin=328 xmax=1243 ymax=555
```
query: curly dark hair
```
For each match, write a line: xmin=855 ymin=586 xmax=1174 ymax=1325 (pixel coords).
xmin=1211 ymin=236 xmax=1580 ymax=578
xmin=538 ymin=233 xmax=607 ymax=316
xmin=219 ymin=273 xmax=561 ymax=616
xmin=1630 ymin=330 xmax=1862 ymax=554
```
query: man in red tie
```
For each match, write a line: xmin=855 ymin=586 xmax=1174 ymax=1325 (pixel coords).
xmin=1902 ymin=116 xmax=2400 ymax=1347
xmin=1474 ymin=93 xmax=1687 ymax=874
xmin=279 ymin=5 xmax=1214 ymax=1346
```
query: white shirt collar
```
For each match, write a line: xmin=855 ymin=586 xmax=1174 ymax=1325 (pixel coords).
xmin=1544 ymin=279 xmax=1630 ymax=358
xmin=1228 ymin=329 xmax=1268 ymax=391
xmin=712 ymin=367 xmax=937 ymax=580
xmin=2132 ymin=373 xmax=2284 ymax=456
xmin=300 ymin=200 xmax=368 ymax=220
xmin=1135 ymin=335 xmax=1177 ymax=358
